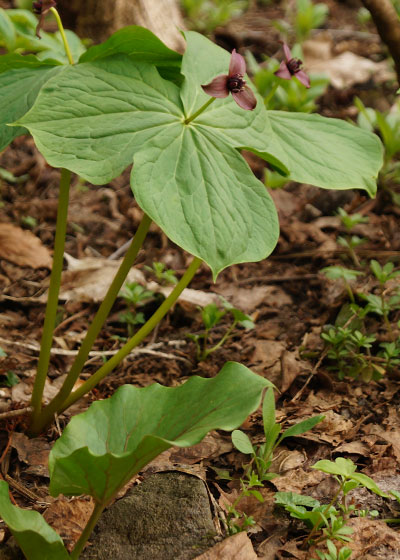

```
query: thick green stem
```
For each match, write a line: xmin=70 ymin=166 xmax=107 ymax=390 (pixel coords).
xmin=30 ymin=169 xmax=71 ymax=427
xmin=184 ymin=97 xmax=215 ymax=124
xmin=70 ymin=501 xmax=104 ymax=559
xmin=50 ymin=7 xmax=74 ymax=65
xmin=29 ymin=215 xmax=152 ymax=435
xmin=57 ymin=257 xmax=202 ymax=413
xmin=264 ymin=83 xmax=279 ymax=108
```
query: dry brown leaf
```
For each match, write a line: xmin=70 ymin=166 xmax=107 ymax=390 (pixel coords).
xmin=303 ymin=39 xmax=393 ymax=88
xmin=169 ymin=432 xmax=232 ymax=465
xmin=272 ymin=467 xmax=324 ymax=494
xmin=214 ymin=285 xmax=292 ymax=313
xmin=43 ymin=496 xmax=94 ymax=551
xmin=11 ymin=432 xmax=50 ymax=477
xmin=194 ymin=532 xmax=257 ymax=560
xmin=347 ymin=518 xmax=400 ymax=558
xmin=0 ymin=222 xmax=52 ymax=268
xmin=311 ymin=410 xmax=354 ymax=446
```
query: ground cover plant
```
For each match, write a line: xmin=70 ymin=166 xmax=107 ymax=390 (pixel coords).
xmin=1 ymin=0 xmax=400 ymax=558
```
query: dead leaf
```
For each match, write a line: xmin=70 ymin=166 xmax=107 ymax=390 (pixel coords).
xmin=347 ymin=518 xmax=400 ymax=558
xmin=194 ymin=532 xmax=257 ymax=559
xmin=213 ymin=285 xmax=292 ymax=313
xmin=43 ymin=496 xmax=94 ymax=551
xmin=11 ymin=432 xmax=51 ymax=477
xmin=0 ymin=223 xmax=52 ymax=268
xmin=303 ymin=39 xmax=393 ymax=88
xmin=55 ymin=254 xmax=146 ymax=303
xmin=169 ymin=432 xmax=232 ymax=465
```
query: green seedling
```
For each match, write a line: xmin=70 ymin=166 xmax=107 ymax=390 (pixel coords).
xmin=336 ymin=208 xmax=368 ymax=266
xmin=232 ymin=388 xmax=324 ymax=482
xmin=118 ymin=281 xmax=154 ymax=336
xmin=144 ymin=261 xmax=178 ymax=285
xmin=293 ymin=0 xmax=329 ymax=42
xmin=0 ymin=363 xmax=272 ymax=559
xmin=321 ymin=266 xmax=364 ymax=303
xmin=188 ymin=300 xmax=254 ymax=361
xmin=276 ymin=458 xmax=386 ymax=556
xmin=181 ymin=0 xmax=247 ymax=34
xmin=314 ymin=540 xmax=353 ymax=560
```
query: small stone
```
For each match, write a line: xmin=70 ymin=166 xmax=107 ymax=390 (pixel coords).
xmin=82 ymin=472 xmax=217 ymax=560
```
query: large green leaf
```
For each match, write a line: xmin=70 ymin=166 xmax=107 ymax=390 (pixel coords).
xmin=131 ymin=125 xmax=279 ymax=276
xmin=79 ymin=26 xmax=181 ymax=65
xmin=0 ymin=55 xmax=62 ymax=151
xmin=49 ymin=362 xmax=271 ymax=504
xmin=17 ymin=56 xmax=183 ymax=183
xmin=268 ymin=111 xmax=383 ymax=196
xmin=17 ymin=54 xmax=279 ymax=275
xmin=0 ymin=480 xmax=69 ymax=560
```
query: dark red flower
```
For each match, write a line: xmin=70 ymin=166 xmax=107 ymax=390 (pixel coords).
xmin=274 ymin=43 xmax=310 ymax=88
xmin=201 ymin=49 xmax=257 ymax=111
xmin=33 ymin=0 xmax=57 ymax=38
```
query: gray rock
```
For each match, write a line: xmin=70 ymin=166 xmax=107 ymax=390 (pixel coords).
xmin=82 ymin=472 xmax=217 ymax=560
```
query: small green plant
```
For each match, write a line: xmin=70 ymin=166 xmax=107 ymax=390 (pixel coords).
xmin=314 ymin=540 xmax=353 ymax=560
xmin=188 ymin=299 xmax=254 ymax=361
xmin=118 ymin=282 xmax=155 ymax=336
xmin=144 ymin=261 xmax=178 ymax=285
xmin=181 ymin=0 xmax=247 ymax=34
xmin=336 ymin=208 xmax=368 ymax=267
xmin=293 ymin=0 xmax=329 ymax=42
xmin=321 ymin=266 xmax=364 ymax=303
xmin=276 ymin=458 xmax=386 ymax=557
xmin=232 ymin=387 xmax=324 ymax=482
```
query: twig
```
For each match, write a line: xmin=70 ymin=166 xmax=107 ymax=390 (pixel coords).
xmin=0 ymin=407 xmax=33 ymax=421
xmin=0 ymin=336 xmax=189 ymax=362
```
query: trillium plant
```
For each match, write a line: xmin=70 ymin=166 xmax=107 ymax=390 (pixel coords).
xmin=0 ymin=4 xmax=383 ymax=558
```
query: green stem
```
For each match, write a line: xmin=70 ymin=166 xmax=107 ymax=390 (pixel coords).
xmin=304 ymin=481 xmax=345 ymax=547
xmin=50 ymin=7 xmax=74 ymax=65
xmin=264 ymin=83 xmax=279 ymax=108
xmin=58 ymin=257 xmax=203 ymax=413
xmin=184 ymin=97 xmax=215 ymax=124
xmin=70 ymin=502 xmax=104 ymax=559
xmin=204 ymin=321 xmax=237 ymax=359
xmin=30 ymin=169 xmax=71 ymax=428
xmin=29 ymin=214 xmax=152 ymax=435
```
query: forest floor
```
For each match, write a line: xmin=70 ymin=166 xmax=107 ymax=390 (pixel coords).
xmin=1 ymin=0 xmax=400 ymax=559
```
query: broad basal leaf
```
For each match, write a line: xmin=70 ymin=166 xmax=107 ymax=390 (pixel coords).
xmin=0 ymin=8 xmax=16 ymax=51
xmin=0 ymin=480 xmax=69 ymax=560
xmin=0 ymin=54 xmax=62 ymax=151
xmin=49 ymin=362 xmax=271 ymax=504
xmin=268 ymin=111 xmax=383 ymax=196
xmin=17 ymin=54 xmax=279 ymax=275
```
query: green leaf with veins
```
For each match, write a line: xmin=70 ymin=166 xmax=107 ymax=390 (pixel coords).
xmin=0 ymin=480 xmax=69 ymax=560
xmin=267 ymin=111 xmax=383 ymax=196
xmin=79 ymin=25 xmax=182 ymax=82
xmin=49 ymin=362 xmax=272 ymax=504
xmin=0 ymin=54 xmax=63 ymax=151
xmin=17 ymin=53 xmax=279 ymax=276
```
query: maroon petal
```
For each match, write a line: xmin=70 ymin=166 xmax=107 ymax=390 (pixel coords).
xmin=274 ymin=61 xmax=291 ymax=80
xmin=229 ymin=49 xmax=246 ymax=77
xmin=295 ymin=69 xmax=310 ymax=88
xmin=201 ymin=74 xmax=229 ymax=98
xmin=283 ymin=42 xmax=292 ymax=62
xmin=232 ymin=86 xmax=257 ymax=111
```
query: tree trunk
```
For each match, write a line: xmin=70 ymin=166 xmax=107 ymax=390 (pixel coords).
xmin=58 ymin=0 xmax=185 ymax=52
xmin=361 ymin=0 xmax=400 ymax=85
